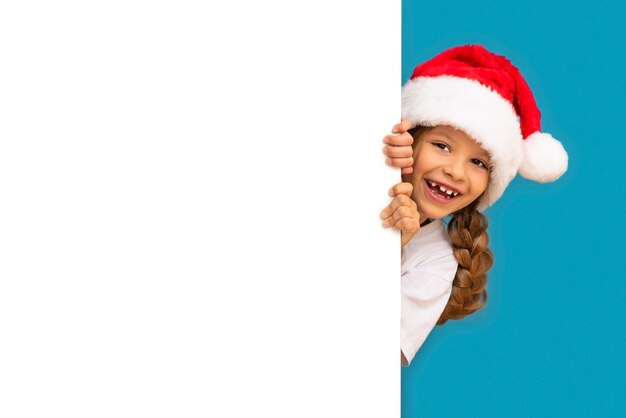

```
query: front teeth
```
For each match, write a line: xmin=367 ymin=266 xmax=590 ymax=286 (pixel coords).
xmin=427 ymin=180 xmax=459 ymax=197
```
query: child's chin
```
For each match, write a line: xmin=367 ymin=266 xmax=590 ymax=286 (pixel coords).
xmin=420 ymin=200 xmax=467 ymax=220
xmin=419 ymin=203 xmax=451 ymax=220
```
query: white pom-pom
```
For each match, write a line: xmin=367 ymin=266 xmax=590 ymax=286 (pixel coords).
xmin=518 ymin=132 xmax=568 ymax=183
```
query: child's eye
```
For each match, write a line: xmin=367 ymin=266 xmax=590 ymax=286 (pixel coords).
xmin=471 ymin=159 xmax=489 ymax=170
xmin=432 ymin=142 xmax=450 ymax=152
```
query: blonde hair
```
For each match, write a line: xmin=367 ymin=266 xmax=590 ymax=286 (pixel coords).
xmin=404 ymin=126 xmax=494 ymax=325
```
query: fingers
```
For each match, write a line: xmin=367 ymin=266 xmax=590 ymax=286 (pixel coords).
xmin=391 ymin=119 xmax=413 ymax=134
xmin=394 ymin=216 xmax=420 ymax=234
xmin=379 ymin=194 xmax=417 ymax=220
xmin=380 ymin=201 xmax=419 ymax=232
xmin=383 ymin=130 xmax=414 ymax=170
xmin=383 ymin=132 xmax=413 ymax=146
xmin=380 ymin=184 xmax=421 ymax=238
xmin=388 ymin=182 xmax=413 ymax=197
xmin=385 ymin=157 xmax=414 ymax=169
xmin=383 ymin=144 xmax=412 ymax=158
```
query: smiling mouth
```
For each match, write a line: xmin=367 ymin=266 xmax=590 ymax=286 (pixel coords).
xmin=425 ymin=180 xmax=461 ymax=200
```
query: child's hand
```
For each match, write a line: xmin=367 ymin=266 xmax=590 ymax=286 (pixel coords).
xmin=380 ymin=182 xmax=420 ymax=247
xmin=383 ymin=119 xmax=414 ymax=175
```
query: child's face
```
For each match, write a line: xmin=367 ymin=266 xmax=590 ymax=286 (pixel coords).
xmin=409 ymin=125 xmax=491 ymax=221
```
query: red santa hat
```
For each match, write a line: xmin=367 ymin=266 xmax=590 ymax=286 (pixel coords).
xmin=401 ymin=44 xmax=568 ymax=210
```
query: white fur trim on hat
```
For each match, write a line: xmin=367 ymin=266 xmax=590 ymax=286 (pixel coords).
xmin=401 ymin=75 xmax=524 ymax=210
xmin=518 ymin=132 xmax=568 ymax=182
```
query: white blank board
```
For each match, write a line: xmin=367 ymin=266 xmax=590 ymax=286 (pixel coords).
xmin=0 ymin=1 xmax=400 ymax=416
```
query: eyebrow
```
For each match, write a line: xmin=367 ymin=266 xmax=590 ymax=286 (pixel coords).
xmin=476 ymin=148 xmax=491 ymax=161
xmin=430 ymin=130 xmax=454 ymax=141
xmin=471 ymin=146 xmax=491 ymax=162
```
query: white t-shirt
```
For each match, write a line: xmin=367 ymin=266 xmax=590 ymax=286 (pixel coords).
xmin=401 ymin=219 xmax=458 ymax=366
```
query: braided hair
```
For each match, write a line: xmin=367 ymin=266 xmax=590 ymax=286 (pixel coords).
xmin=437 ymin=199 xmax=493 ymax=325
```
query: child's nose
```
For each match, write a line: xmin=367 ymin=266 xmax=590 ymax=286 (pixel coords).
xmin=443 ymin=161 xmax=466 ymax=182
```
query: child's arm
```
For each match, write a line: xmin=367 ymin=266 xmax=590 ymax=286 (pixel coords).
xmin=383 ymin=119 xmax=414 ymax=174
xmin=380 ymin=182 xmax=420 ymax=247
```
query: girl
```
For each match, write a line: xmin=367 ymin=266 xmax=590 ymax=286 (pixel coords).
xmin=379 ymin=45 xmax=568 ymax=366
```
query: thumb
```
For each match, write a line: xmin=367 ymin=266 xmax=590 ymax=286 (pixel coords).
xmin=392 ymin=119 xmax=412 ymax=134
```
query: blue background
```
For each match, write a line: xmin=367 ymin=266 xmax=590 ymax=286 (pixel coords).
xmin=401 ymin=1 xmax=626 ymax=417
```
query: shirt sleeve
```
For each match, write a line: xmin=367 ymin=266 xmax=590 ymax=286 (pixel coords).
xmin=401 ymin=270 xmax=453 ymax=366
